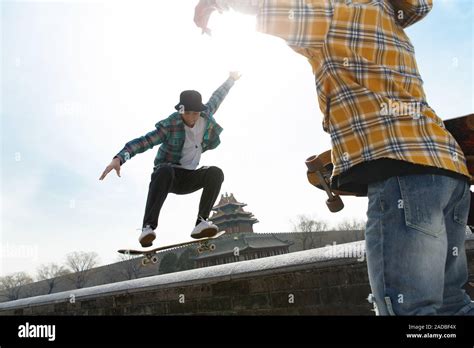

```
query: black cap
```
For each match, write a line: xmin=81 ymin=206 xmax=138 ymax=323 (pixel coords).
xmin=175 ymin=90 xmax=207 ymax=113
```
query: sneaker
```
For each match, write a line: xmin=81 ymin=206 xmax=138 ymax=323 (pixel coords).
xmin=139 ymin=225 xmax=156 ymax=247
xmin=191 ymin=218 xmax=218 ymax=239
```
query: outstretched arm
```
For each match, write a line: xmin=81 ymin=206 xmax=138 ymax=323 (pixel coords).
xmin=389 ymin=0 xmax=433 ymax=28
xmin=194 ymin=0 xmax=260 ymax=34
xmin=115 ymin=126 xmax=167 ymax=165
xmin=194 ymin=0 xmax=330 ymax=50
xmin=205 ymin=72 xmax=241 ymax=116
xmin=99 ymin=125 xmax=167 ymax=180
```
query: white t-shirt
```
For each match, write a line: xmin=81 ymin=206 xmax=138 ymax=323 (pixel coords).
xmin=176 ymin=117 xmax=206 ymax=170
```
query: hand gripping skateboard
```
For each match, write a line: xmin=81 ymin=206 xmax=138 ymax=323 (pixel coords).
xmin=305 ymin=150 xmax=346 ymax=213
xmin=118 ymin=231 xmax=226 ymax=267
xmin=445 ymin=114 xmax=474 ymax=227
xmin=306 ymin=114 xmax=474 ymax=216
xmin=444 ymin=113 xmax=474 ymax=181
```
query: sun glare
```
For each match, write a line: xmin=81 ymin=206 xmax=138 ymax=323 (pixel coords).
xmin=207 ymin=11 xmax=262 ymax=72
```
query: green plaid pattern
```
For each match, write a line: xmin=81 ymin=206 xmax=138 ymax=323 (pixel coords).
xmin=115 ymin=78 xmax=235 ymax=169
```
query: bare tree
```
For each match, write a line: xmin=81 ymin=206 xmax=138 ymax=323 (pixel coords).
xmin=115 ymin=253 xmax=143 ymax=280
xmin=335 ymin=218 xmax=366 ymax=231
xmin=0 ymin=272 xmax=34 ymax=301
xmin=177 ymin=247 xmax=198 ymax=272
xmin=291 ymin=215 xmax=329 ymax=250
xmin=66 ymin=251 xmax=99 ymax=289
xmin=159 ymin=253 xmax=179 ymax=274
xmin=292 ymin=215 xmax=329 ymax=232
xmin=36 ymin=263 xmax=71 ymax=294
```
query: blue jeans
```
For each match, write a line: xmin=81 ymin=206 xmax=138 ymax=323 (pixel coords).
xmin=365 ymin=174 xmax=474 ymax=315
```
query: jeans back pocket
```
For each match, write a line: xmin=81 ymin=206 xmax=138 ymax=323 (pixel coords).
xmin=397 ymin=175 xmax=444 ymax=238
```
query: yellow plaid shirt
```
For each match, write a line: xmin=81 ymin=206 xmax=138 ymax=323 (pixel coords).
xmin=246 ymin=0 xmax=470 ymax=180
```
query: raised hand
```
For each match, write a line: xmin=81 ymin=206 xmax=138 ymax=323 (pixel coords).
xmin=194 ymin=0 xmax=217 ymax=35
xmin=229 ymin=71 xmax=242 ymax=81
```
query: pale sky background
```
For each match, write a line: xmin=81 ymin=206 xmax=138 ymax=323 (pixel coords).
xmin=1 ymin=0 xmax=473 ymax=277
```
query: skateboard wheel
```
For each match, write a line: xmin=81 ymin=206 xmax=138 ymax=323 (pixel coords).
xmin=151 ymin=255 xmax=159 ymax=264
xmin=327 ymin=195 xmax=344 ymax=212
xmin=305 ymin=155 xmax=325 ymax=172
xmin=209 ymin=244 xmax=216 ymax=251
xmin=141 ymin=258 xmax=149 ymax=266
xmin=197 ymin=247 xmax=203 ymax=254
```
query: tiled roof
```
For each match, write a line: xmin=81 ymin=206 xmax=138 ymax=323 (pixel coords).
xmin=210 ymin=212 xmax=258 ymax=222
xmin=212 ymin=192 xmax=246 ymax=210
xmin=192 ymin=233 xmax=293 ymax=260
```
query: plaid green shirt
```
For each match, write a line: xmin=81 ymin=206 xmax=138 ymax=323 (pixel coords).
xmin=114 ymin=78 xmax=235 ymax=170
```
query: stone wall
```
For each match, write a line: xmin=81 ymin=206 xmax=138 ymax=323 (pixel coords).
xmin=1 ymin=239 xmax=473 ymax=315
xmin=0 ymin=230 xmax=365 ymax=302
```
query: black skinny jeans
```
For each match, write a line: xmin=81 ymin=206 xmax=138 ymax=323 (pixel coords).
xmin=142 ymin=165 xmax=224 ymax=229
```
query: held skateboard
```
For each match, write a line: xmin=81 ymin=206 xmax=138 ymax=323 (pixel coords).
xmin=305 ymin=114 xmax=474 ymax=214
xmin=118 ymin=231 xmax=226 ymax=266
xmin=443 ymin=113 xmax=474 ymax=178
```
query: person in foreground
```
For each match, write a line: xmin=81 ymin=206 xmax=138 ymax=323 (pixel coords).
xmin=194 ymin=0 xmax=473 ymax=315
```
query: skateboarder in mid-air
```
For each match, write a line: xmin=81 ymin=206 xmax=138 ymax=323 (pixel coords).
xmin=100 ymin=72 xmax=241 ymax=247
xmin=194 ymin=0 xmax=473 ymax=315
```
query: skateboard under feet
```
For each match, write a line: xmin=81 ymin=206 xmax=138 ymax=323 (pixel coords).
xmin=118 ymin=230 xmax=226 ymax=267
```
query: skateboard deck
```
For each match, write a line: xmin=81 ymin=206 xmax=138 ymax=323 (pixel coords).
xmin=118 ymin=230 xmax=226 ymax=266
xmin=444 ymin=113 xmax=474 ymax=177
xmin=306 ymin=114 xmax=474 ymax=215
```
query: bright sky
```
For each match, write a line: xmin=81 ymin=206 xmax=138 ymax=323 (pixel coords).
xmin=1 ymin=0 xmax=473 ymax=277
